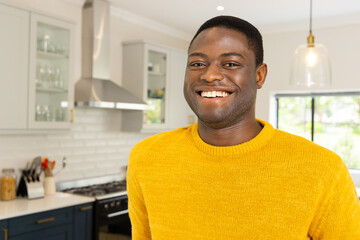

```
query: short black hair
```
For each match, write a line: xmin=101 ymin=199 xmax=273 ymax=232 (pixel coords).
xmin=189 ymin=15 xmax=264 ymax=66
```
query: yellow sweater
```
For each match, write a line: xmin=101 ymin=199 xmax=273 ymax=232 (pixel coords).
xmin=127 ymin=119 xmax=360 ymax=239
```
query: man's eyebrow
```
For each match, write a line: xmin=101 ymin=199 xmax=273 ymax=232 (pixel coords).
xmin=221 ymin=52 xmax=245 ymax=59
xmin=188 ymin=52 xmax=207 ymax=58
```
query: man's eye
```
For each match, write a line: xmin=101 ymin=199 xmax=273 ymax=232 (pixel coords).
xmin=190 ymin=62 xmax=205 ymax=67
xmin=223 ymin=62 xmax=239 ymax=67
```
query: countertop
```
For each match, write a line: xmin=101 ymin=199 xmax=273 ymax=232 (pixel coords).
xmin=0 ymin=192 xmax=95 ymax=220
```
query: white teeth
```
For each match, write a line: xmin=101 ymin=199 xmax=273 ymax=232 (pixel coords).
xmin=201 ymin=91 xmax=229 ymax=98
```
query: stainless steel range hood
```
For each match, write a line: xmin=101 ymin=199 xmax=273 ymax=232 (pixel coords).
xmin=75 ymin=0 xmax=150 ymax=110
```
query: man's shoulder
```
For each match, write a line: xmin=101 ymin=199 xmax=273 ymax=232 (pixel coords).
xmin=273 ymin=128 xmax=343 ymax=166
xmin=130 ymin=125 xmax=193 ymax=156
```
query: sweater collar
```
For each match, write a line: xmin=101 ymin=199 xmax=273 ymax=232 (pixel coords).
xmin=190 ymin=119 xmax=275 ymax=156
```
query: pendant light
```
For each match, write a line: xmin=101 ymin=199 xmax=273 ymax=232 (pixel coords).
xmin=290 ymin=0 xmax=331 ymax=87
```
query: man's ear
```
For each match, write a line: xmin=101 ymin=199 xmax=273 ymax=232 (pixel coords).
xmin=256 ymin=63 xmax=267 ymax=89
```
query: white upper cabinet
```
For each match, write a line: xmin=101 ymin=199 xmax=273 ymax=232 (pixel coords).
xmin=0 ymin=4 xmax=29 ymax=129
xmin=122 ymin=41 xmax=195 ymax=132
xmin=28 ymin=13 xmax=75 ymax=129
xmin=0 ymin=2 xmax=75 ymax=131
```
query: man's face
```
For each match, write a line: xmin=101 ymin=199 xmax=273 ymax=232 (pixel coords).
xmin=183 ymin=27 xmax=266 ymax=129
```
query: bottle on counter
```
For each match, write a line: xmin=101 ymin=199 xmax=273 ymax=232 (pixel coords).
xmin=1 ymin=168 xmax=17 ymax=200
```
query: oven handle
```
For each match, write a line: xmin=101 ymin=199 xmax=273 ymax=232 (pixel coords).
xmin=107 ymin=209 xmax=129 ymax=218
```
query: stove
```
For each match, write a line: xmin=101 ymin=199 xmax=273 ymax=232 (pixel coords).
xmin=57 ymin=176 xmax=131 ymax=240
xmin=61 ymin=180 xmax=127 ymax=200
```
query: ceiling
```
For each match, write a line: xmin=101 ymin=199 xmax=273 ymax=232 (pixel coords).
xmin=107 ymin=0 xmax=360 ymax=37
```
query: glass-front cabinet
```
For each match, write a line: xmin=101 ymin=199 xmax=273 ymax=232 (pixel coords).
xmin=144 ymin=48 xmax=168 ymax=129
xmin=28 ymin=14 xmax=74 ymax=129
xmin=122 ymin=41 xmax=195 ymax=132
xmin=122 ymin=41 xmax=170 ymax=132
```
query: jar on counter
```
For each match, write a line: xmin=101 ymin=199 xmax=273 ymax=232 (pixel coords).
xmin=1 ymin=168 xmax=17 ymax=200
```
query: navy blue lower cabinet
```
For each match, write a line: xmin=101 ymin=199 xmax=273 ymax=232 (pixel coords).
xmin=2 ymin=203 xmax=93 ymax=240
xmin=8 ymin=207 xmax=73 ymax=240
xmin=73 ymin=203 xmax=93 ymax=240
xmin=11 ymin=223 xmax=73 ymax=240
xmin=0 ymin=220 xmax=8 ymax=240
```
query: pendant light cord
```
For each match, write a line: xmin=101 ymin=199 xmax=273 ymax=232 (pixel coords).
xmin=307 ymin=0 xmax=314 ymax=45
xmin=309 ymin=0 xmax=312 ymax=34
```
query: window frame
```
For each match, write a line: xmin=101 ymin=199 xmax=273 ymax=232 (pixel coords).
xmin=269 ymin=90 xmax=360 ymax=188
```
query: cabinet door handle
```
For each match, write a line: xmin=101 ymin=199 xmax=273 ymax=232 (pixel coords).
xmin=3 ymin=228 xmax=8 ymax=240
xmin=70 ymin=109 xmax=75 ymax=123
xmin=35 ymin=217 xmax=55 ymax=224
xmin=80 ymin=205 xmax=93 ymax=211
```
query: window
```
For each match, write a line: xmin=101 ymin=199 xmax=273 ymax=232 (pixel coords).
xmin=275 ymin=92 xmax=360 ymax=170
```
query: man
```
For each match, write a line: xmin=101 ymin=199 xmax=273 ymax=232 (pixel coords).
xmin=127 ymin=16 xmax=360 ymax=239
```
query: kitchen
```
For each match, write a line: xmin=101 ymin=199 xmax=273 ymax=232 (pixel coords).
xmin=1 ymin=0 xmax=360 ymax=239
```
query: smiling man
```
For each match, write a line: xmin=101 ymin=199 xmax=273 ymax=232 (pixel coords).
xmin=127 ymin=16 xmax=360 ymax=239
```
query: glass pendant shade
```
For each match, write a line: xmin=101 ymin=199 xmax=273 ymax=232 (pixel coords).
xmin=290 ymin=42 xmax=331 ymax=87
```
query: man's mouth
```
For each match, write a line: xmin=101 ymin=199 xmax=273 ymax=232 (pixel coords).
xmin=199 ymin=91 xmax=230 ymax=98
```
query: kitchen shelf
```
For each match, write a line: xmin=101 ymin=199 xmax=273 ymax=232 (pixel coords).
xmin=36 ymin=87 xmax=68 ymax=93
xmin=37 ymin=51 xmax=68 ymax=60
xmin=148 ymin=71 xmax=166 ymax=76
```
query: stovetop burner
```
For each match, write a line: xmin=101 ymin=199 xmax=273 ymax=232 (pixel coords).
xmin=62 ymin=180 xmax=127 ymax=197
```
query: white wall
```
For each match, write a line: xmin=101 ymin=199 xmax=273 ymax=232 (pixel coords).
xmin=257 ymin=23 xmax=360 ymax=121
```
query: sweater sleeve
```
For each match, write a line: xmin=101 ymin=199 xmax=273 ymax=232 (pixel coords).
xmin=127 ymin=162 xmax=152 ymax=240
xmin=309 ymin=161 xmax=360 ymax=239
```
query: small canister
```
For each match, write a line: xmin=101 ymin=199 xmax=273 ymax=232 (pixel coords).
xmin=0 ymin=168 xmax=17 ymax=200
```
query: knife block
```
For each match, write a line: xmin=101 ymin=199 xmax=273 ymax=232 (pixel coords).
xmin=26 ymin=180 xmax=44 ymax=199
xmin=16 ymin=174 xmax=44 ymax=199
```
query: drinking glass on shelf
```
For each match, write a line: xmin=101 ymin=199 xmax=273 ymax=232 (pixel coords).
xmin=35 ymin=104 xmax=43 ymax=121
xmin=42 ymin=105 xmax=51 ymax=121
xmin=42 ymin=64 xmax=53 ymax=88
xmin=36 ymin=63 xmax=43 ymax=87
xmin=57 ymin=45 xmax=67 ymax=56
xmin=54 ymin=67 xmax=63 ymax=89
xmin=48 ymin=42 xmax=56 ymax=53
xmin=39 ymin=64 xmax=46 ymax=84
xmin=37 ymin=29 xmax=44 ymax=52
xmin=42 ymin=30 xmax=53 ymax=53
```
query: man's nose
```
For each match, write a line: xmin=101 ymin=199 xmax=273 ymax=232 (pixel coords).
xmin=200 ymin=63 xmax=224 ymax=82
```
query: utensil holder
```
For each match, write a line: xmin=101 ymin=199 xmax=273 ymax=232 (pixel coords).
xmin=44 ymin=177 xmax=56 ymax=195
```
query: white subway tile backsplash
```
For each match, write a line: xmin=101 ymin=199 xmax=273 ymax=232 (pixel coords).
xmin=46 ymin=134 xmax=72 ymax=140
xmin=83 ymin=168 xmax=109 ymax=178
xmin=84 ymin=139 xmax=107 ymax=147
xmin=72 ymin=132 xmax=98 ymax=139
xmin=95 ymin=146 xmax=119 ymax=154
xmin=84 ymin=125 xmax=104 ymax=132
xmin=60 ymin=139 xmax=84 ymax=148
xmin=72 ymin=147 xmax=97 ymax=155
xmin=0 ymin=108 xmax=151 ymax=183
xmin=71 ymin=124 xmax=86 ymax=132
xmin=96 ymin=132 xmax=120 ymax=139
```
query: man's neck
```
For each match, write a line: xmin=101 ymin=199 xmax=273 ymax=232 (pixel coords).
xmin=197 ymin=118 xmax=263 ymax=147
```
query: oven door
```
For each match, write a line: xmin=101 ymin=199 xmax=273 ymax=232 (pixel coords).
xmin=95 ymin=195 xmax=132 ymax=240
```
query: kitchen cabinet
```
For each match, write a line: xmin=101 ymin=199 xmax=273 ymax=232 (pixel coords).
xmin=0 ymin=4 xmax=29 ymax=129
xmin=0 ymin=203 xmax=93 ymax=240
xmin=73 ymin=203 xmax=93 ymax=240
xmin=28 ymin=13 xmax=75 ymax=129
xmin=8 ymin=207 xmax=73 ymax=240
xmin=122 ymin=41 xmax=194 ymax=132
xmin=0 ymin=2 xmax=75 ymax=130
xmin=0 ymin=220 xmax=8 ymax=240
